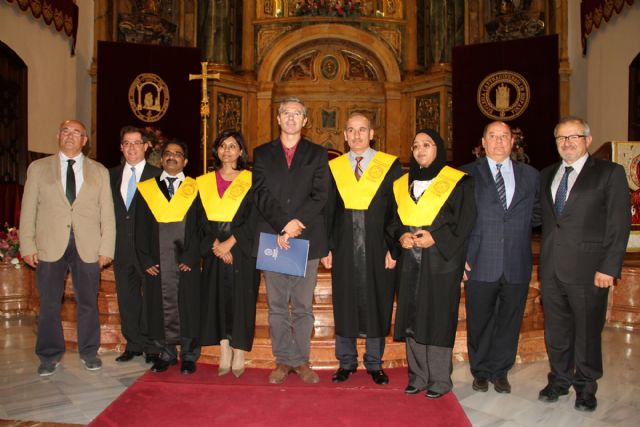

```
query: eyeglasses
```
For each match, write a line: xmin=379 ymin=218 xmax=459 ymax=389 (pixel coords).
xmin=60 ymin=128 xmax=85 ymax=137
xmin=121 ymin=141 xmax=145 ymax=147
xmin=485 ymin=134 xmax=511 ymax=141
xmin=412 ymin=143 xmax=437 ymax=151
xmin=162 ymin=151 xmax=185 ymax=159
xmin=280 ymin=110 xmax=304 ymax=119
xmin=555 ymin=135 xmax=586 ymax=144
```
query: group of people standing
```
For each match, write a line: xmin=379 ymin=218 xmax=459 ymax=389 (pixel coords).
xmin=20 ymin=96 xmax=630 ymax=413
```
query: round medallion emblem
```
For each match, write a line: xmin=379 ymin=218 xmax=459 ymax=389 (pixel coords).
xmin=180 ymin=182 xmax=196 ymax=196
xmin=128 ymin=73 xmax=170 ymax=123
xmin=368 ymin=165 xmax=383 ymax=180
xmin=229 ymin=183 xmax=246 ymax=198
xmin=433 ymin=180 xmax=450 ymax=195
xmin=477 ymin=70 xmax=530 ymax=121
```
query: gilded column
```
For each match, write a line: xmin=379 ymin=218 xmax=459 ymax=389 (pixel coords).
xmin=242 ymin=0 xmax=255 ymax=73
xmin=405 ymin=0 xmax=418 ymax=75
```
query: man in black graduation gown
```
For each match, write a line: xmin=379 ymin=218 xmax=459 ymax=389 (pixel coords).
xmin=109 ymin=126 xmax=161 ymax=364
xmin=322 ymin=113 xmax=402 ymax=385
xmin=135 ymin=140 xmax=201 ymax=375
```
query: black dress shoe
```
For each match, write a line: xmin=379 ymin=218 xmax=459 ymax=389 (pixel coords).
xmin=367 ymin=369 xmax=389 ymax=385
xmin=404 ymin=385 xmax=421 ymax=395
xmin=150 ymin=358 xmax=177 ymax=373
xmin=181 ymin=360 xmax=196 ymax=375
xmin=145 ymin=353 xmax=161 ymax=364
xmin=575 ymin=393 xmax=597 ymax=412
xmin=116 ymin=351 xmax=142 ymax=362
xmin=425 ymin=390 xmax=446 ymax=399
xmin=538 ymin=384 xmax=569 ymax=402
xmin=331 ymin=367 xmax=356 ymax=383
xmin=472 ymin=378 xmax=489 ymax=392
xmin=492 ymin=377 xmax=511 ymax=394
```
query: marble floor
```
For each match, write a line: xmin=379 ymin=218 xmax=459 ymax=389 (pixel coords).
xmin=0 ymin=317 xmax=638 ymax=426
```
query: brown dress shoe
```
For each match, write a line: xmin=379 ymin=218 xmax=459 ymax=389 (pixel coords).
xmin=294 ymin=363 xmax=320 ymax=384
xmin=268 ymin=364 xmax=292 ymax=384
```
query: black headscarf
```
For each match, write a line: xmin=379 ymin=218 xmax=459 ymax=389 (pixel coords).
xmin=409 ymin=128 xmax=447 ymax=185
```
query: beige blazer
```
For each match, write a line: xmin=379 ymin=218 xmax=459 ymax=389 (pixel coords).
xmin=20 ymin=154 xmax=116 ymax=263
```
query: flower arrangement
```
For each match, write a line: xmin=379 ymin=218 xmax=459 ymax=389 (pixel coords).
xmin=142 ymin=126 xmax=168 ymax=167
xmin=295 ymin=0 xmax=362 ymax=17
xmin=0 ymin=223 xmax=21 ymax=269
xmin=471 ymin=127 xmax=529 ymax=163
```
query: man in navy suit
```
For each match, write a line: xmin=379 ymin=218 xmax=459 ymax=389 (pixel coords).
xmin=461 ymin=121 xmax=540 ymax=394
xmin=253 ymin=97 xmax=329 ymax=385
xmin=109 ymin=126 xmax=161 ymax=363
xmin=538 ymin=117 xmax=630 ymax=412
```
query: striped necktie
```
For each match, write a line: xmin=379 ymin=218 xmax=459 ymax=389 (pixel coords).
xmin=166 ymin=177 xmax=177 ymax=199
xmin=355 ymin=156 xmax=364 ymax=181
xmin=495 ymin=163 xmax=507 ymax=210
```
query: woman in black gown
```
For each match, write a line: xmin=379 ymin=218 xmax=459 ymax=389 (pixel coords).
xmin=392 ymin=128 xmax=476 ymax=398
xmin=198 ymin=130 xmax=259 ymax=378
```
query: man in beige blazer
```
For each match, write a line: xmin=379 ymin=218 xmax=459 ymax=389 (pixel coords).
xmin=20 ymin=119 xmax=116 ymax=376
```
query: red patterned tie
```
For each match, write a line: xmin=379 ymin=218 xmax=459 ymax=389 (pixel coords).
xmin=355 ymin=156 xmax=364 ymax=180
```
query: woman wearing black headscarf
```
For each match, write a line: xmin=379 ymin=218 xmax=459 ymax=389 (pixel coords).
xmin=392 ymin=128 xmax=476 ymax=399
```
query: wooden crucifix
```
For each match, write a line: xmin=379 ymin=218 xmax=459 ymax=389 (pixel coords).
xmin=189 ymin=62 xmax=221 ymax=173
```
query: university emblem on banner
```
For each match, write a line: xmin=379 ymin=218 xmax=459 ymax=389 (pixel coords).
xmin=477 ymin=70 xmax=530 ymax=120
xmin=128 ymin=73 xmax=170 ymax=122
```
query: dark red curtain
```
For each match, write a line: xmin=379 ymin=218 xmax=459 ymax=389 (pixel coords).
xmin=452 ymin=35 xmax=559 ymax=170
xmin=97 ymin=41 xmax=202 ymax=177
xmin=581 ymin=0 xmax=634 ymax=49
xmin=5 ymin=0 xmax=78 ymax=53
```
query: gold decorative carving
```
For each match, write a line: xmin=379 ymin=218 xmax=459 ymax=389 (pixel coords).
xmin=368 ymin=26 xmax=401 ymax=60
xmin=257 ymin=25 xmax=293 ymax=62
xmin=216 ymin=93 xmax=243 ymax=134
xmin=264 ymin=0 xmax=274 ymax=15
xmin=342 ymin=50 xmax=378 ymax=81
xmin=280 ymin=50 xmax=318 ymax=81
xmin=477 ymin=70 xmax=530 ymax=120
xmin=128 ymin=73 xmax=170 ymax=123
xmin=320 ymin=55 xmax=339 ymax=80
xmin=416 ymin=93 xmax=441 ymax=133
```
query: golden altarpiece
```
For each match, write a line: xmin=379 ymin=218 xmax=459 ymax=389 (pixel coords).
xmin=80 ymin=1 xmax=589 ymax=368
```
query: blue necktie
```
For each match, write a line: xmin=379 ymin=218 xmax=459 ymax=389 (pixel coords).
xmin=495 ymin=163 xmax=507 ymax=210
xmin=166 ymin=177 xmax=177 ymax=199
xmin=554 ymin=166 xmax=574 ymax=216
xmin=125 ymin=166 xmax=136 ymax=209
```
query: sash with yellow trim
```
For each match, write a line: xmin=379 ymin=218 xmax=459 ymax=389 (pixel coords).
xmin=196 ymin=170 xmax=252 ymax=222
xmin=137 ymin=176 xmax=199 ymax=223
xmin=329 ymin=151 xmax=397 ymax=210
xmin=393 ymin=166 xmax=465 ymax=227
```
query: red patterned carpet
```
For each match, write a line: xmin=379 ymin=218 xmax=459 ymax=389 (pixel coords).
xmin=90 ymin=364 xmax=470 ymax=427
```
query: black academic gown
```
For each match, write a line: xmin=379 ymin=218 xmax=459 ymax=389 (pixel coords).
xmin=393 ymin=175 xmax=476 ymax=348
xmin=135 ymin=177 xmax=202 ymax=345
xmin=199 ymin=188 xmax=260 ymax=351
xmin=327 ymin=159 xmax=403 ymax=338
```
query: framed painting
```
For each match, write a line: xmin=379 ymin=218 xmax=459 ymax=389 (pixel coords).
xmin=610 ymin=141 xmax=640 ymax=250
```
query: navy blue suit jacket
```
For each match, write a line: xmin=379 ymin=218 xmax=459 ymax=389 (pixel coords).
xmin=461 ymin=157 xmax=540 ymax=284
xmin=539 ymin=156 xmax=630 ymax=284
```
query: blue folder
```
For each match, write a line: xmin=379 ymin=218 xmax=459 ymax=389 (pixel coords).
xmin=256 ymin=232 xmax=310 ymax=277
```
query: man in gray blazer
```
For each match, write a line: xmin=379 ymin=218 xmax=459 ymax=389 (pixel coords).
xmin=461 ymin=121 xmax=540 ymax=394
xmin=20 ymin=119 xmax=115 ymax=376
xmin=538 ymin=117 xmax=630 ymax=412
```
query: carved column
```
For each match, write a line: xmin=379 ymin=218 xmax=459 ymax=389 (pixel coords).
xmin=242 ymin=0 xmax=255 ymax=73
xmin=405 ymin=0 xmax=418 ymax=75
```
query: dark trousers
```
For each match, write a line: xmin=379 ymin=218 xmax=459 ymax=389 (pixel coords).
xmin=113 ymin=261 xmax=154 ymax=353
xmin=465 ymin=277 xmax=529 ymax=381
xmin=264 ymin=259 xmax=319 ymax=367
xmin=335 ymin=335 xmax=385 ymax=371
xmin=406 ymin=337 xmax=453 ymax=394
xmin=541 ymin=275 xmax=609 ymax=395
xmin=155 ymin=338 xmax=201 ymax=363
xmin=35 ymin=234 xmax=100 ymax=363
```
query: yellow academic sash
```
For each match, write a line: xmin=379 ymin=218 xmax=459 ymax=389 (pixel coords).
xmin=137 ymin=176 xmax=199 ymax=223
xmin=329 ymin=151 xmax=397 ymax=210
xmin=393 ymin=166 xmax=465 ymax=226
xmin=196 ymin=170 xmax=252 ymax=222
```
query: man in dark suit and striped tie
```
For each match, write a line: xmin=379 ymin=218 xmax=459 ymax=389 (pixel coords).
xmin=461 ymin=121 xmax=540 ymax=394
xmin=109 ymin=126 xmax=161 ymax=364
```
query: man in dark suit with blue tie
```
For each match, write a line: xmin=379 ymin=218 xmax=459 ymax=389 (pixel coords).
xmin=109 ymin=126 xmax=161 ymax=363
xmin=538 ymin=117 xmax=630 ymax=412
xmin=461 ymin=121 xmax=540 ymax=394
